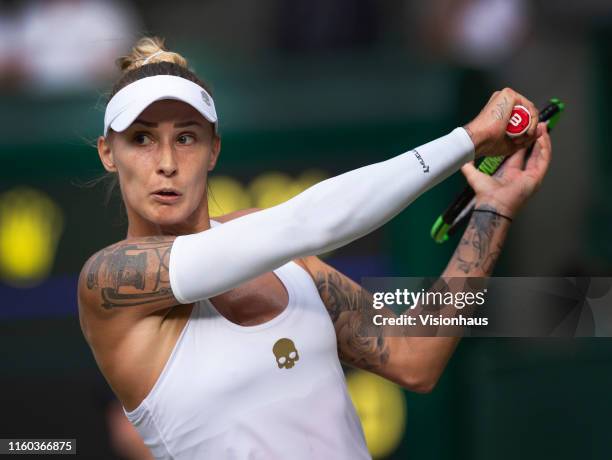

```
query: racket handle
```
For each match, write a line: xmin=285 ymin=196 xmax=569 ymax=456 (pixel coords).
xmin=431 ymin=98 xmax=565 ymax=244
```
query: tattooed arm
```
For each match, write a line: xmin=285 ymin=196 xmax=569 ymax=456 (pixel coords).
xmin=78 ymin=236 xmax=179 ymax=314
xmin=303 ymin=204 xmax=510 ymax=393
xmin=305 ymin=128 xmax=553 ymax=393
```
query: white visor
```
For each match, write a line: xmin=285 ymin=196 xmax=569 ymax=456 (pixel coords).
xmin=103 ymin=75 xmax=218 ymax=136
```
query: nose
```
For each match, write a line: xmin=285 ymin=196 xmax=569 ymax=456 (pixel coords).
xmin=157 ymin=140 xmax=177 ymax=177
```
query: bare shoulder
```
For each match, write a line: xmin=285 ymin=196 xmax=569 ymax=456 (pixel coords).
xmin=78 ymin=209 xmax=260 ymax=318
xmin=77 ymin=235 xmax=179 ymax=325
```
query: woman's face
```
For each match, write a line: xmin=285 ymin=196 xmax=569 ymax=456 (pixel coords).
xmin=97 ymin=99 xmax=220 ymax=232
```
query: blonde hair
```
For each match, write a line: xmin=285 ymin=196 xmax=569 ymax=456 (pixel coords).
xmin=116 ymin=36 xmax=189 ymax=72
xmin=108 ymin=36 xmax=212 ymax=101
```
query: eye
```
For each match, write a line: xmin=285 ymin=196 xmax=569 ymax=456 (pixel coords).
xmin=133 ymin=132 xmax=153 ymax=146
xmin=177 ymin=133 xmax=196 ymax=145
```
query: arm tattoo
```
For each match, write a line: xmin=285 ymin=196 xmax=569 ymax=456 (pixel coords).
xmin=314 ymin=270 xmax=390 ymax=370
xmin=454 ymin=204 xmax=504 ymax=275
xmin=311 ymin=204 xmax=507 ymax=369
xmin=492 ymin=96 xmax=509 ymax=121
xmin=85 ymin=236 xmax=176 ymax=309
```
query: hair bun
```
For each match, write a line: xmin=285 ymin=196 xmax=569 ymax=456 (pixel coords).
xmin=116 ymin=36 xmax=188 ymax=72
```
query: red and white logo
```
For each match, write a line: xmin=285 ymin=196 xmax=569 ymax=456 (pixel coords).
xmin=505 ymin=105 xmax=531 ymax=137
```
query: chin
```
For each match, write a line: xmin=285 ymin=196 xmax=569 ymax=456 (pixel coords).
xmin=148 ymin=206 xmax=189 ymax=226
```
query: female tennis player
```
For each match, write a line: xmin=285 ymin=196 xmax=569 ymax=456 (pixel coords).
xmin=78 ymin=37 xmax=551 ymax=459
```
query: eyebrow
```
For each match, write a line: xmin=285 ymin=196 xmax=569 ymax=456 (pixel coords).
xmin=174 ymin=120 xmax=204 ymax=128
xmin=133 ymin=119 xmax=157 ymax=127
xmin=132 ymin=119 xmax=204 ymax=128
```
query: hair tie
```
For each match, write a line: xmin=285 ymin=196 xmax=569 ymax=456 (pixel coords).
xmin=142 ymin=50 xmax=166 ymax=65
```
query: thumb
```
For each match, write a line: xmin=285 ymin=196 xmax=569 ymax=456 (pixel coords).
xmin=460 ymin=162 xmax=483 ymax=190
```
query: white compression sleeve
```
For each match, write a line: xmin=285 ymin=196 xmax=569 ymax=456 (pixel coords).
xmin=169 ymin=127 xmax=474 ymax=303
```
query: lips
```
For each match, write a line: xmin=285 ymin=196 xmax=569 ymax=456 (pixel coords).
xmin=151 ymin=188 xmax=182 ymax=203
xmin=152 ymin=188 xmax=182 ymax=196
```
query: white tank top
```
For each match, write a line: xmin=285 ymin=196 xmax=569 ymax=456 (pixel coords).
xmin=124 ymin=223 xmax=371 ymax=459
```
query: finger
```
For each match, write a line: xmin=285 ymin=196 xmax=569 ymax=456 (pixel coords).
xmin=525 ymin=100 xmax=539 ymax=138
xmin=530 ymin=124 xmax=551 ymax=159
xmin=488 ymin=90 xmax=500 ymax=104
xmin=516 ymin=123 xmax=549 ymax=174
xmin=511 ymin=135 xmax=531 ymax=146
xmin=504 ymin=146 xmax=527 ymax=170
xmin=525 ymin=129 xmax=552 ymax=178
xmin=461 ymin=162 xmax=485 ymax=190
xmin=536 ymin=129 xmax=552 ymax=168
xmin=492 ymin=161 xmax=506 ymax=177
xmin=507 ymin=88 xmax=537 ymax=123
xmin=520 ymin=100 xmax=538 ymax=140
xmin=522 ymin=122 xmax=547 ymax=147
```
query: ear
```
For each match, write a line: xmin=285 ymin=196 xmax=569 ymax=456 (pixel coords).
xmin=207 ymin=135 xmax=221 ymax=172
xmin=97 ymin=135 xmax=117 ymax=172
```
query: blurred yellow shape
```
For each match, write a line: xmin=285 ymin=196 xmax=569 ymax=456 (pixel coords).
xmin=347 ymin=370 xmax=407 ymax=459
xmin=249 ymin=172 xmax=302 ymax=209
xmin=208 ymin=176 xmax=252 ymax=217
xmin=249 ymin=169 xmax=328 ymax=209
xmin=207 ymin=169 xmax=329 ymax=239
xmin=0 ymin=187 xmax=64 ymax=287
xmin=295 ymin=169 xmax=328 ymax=191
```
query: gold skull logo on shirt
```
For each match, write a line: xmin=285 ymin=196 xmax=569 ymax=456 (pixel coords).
xmin=272 ymin=338 xmax=300 ymax=369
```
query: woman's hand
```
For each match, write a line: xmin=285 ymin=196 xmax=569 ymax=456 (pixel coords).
xmin=465 ymin=87 xmax=541 ymax=159
xmin=460 ymin=123 xmax=552 ymax=219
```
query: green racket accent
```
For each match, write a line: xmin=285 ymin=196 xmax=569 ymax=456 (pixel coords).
xmin=431 ymin=216 xmax=450 ymax=243
xmin=547 ymin=98 xmax=565 ymax=131
xmin=478 ymin=155 xmax=505 ymax=175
